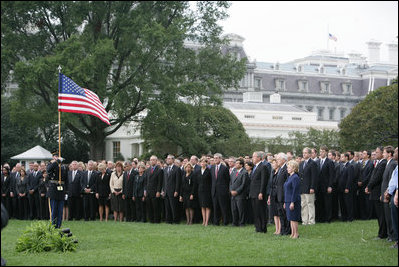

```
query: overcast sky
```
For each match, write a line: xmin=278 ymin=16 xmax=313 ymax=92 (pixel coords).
xmin=218 ymin=1 xmax=398 ymax=63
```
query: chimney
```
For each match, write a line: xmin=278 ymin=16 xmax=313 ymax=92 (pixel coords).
xmin=366 ymin=40 xmax=382 ymax=64
xmin=387 ymin=42 xmax=398 ymax=65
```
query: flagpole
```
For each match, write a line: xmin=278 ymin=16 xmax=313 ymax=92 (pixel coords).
xmin=327 ymin=24 xmax=329 ymax=51
xmin=58 ymin=65 xmax=62 ymax=185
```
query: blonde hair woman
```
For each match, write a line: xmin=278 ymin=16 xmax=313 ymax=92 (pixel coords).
xmin=284 ymin=160 xmax=301 ymax=239
xmin=179 ymin=163 xmax=197 ymax=225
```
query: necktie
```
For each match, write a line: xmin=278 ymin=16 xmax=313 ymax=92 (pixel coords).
xmin=373 ymin=160 xmax=377 ymax=167
xmin=236 ymin=170 xmax=239 ymax=177
xmin=216 ymin=165 xmax=219 ymax=179
xmin=88 ymin=171 xmax=91 ymax=184
xmin=303 ymin=160 xmax=307 ymax=169
xmin=362 ymin=161 xmax=366 ymax=168
xmin=151 ymin=167 xmax=154 ymax=174
xmin=320 ymin=159 xmax=324 ymax=170
xmin=72 ymin=171 xmax=75 ymax=182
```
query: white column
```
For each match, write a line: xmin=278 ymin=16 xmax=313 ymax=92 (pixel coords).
xmin=139 ymin=143 xmax=143 ymax=157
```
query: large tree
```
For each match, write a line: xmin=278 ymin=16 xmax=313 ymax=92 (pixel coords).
xmin=339 ymin=81 xmax=398 ymax=150
xmin=2 ymin=1 xmax=246 ymax=160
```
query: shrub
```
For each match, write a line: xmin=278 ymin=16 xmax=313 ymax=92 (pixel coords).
xmin=15 ymin=221 xmax=77 ymax=253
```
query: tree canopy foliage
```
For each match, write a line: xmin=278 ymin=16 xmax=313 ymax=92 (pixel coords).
xmin=339 ymin=82 xmax=398 ymax=150
xmin=2 ymin=1 xmax=246 ymax=160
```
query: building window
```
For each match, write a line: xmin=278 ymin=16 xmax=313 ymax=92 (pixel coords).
xmin=320 ymin=82 xmax=330 ymax=93
xmin=113 ymin=141 xmax=121 ymax=161
xmin=255 ymin=78 xmax=261 ymax=91
xmin=317 ymin=107 xmax=324 ymax=120
xmin=340 ymin=108 xmax=346 ymax=119
xmin=292 ymin=117 xmax=302 ymax=121
xmin=244 ymin=115 xmax=255 ymax=119
xmin=329 ymin=108 xmax=335 ymax=120
xmin=342 ymin=83 xmax=353 ymax=95
xmin=275 ymin=79 xmax=286 ymax=91
xmin=272 ymin=116 xmax=283 ymax=120
xmin=298 ymin=80 xmax=308 ymax=92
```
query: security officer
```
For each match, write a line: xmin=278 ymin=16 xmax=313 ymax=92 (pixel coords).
xmin=47 ymin=151 xmax=68 ymax=228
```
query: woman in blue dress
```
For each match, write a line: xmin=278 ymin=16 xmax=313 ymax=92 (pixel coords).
xmin=284 ymin=160 xmax=301 ymax=239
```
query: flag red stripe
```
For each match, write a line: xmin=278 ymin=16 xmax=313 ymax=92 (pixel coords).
xmin=58 ymin=108 xmax=110 ymax=125
xmin=58 ymin=95 xmax=108 ymax=118
xmin=58 ymin=102 xmax=109 ymax=122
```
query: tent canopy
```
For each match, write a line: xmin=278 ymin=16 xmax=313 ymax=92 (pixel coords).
xmin=11 ymin=145 xmax=53 ymax=160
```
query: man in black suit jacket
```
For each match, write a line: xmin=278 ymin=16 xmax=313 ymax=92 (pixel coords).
xmin=359 ymin=150 xmax=374 ymax=220
xmin=144 ymin=155 xmax=163 ymax=223
xmin=299 ymin=147 xmax=318 ymax=225
xmin=211 ymin=153 xmax=231 ymax=226
xmin=381 ymin=146 xmax=397 ymax=241
xmin=190 ymin=155 xmax=201 ymax=175
xmin=338 ymin=153 xmax=355 ymax=221
xmin=249 ymin=151 xmax=269 ymax=233
xmin=123 ymin=161 xmax=137 ymax=222
xmin=27 ymin=162 xmax=42 ymax=220
xmin=275 ymin=153 xmax=290 ymax=235
xmin=316 ymin=146 xmax=335 ymax=223
xmin=68 ymin=161 xmax=83 ymax=220
xmin=230 ymin=158 xmax=247 ymax=227
xmin=80 ymin=160 xmax=97 ymax=221
xmin=162 ymin=155 xmax=181 ymax=224
xmin=366 ymin=146 xmax=388 ymax=239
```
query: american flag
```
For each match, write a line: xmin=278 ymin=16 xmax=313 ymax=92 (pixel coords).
xmin=58 ymin=73 xmax=110 ymax=125
xmin=329 ymin=33 xmax=337 ymax=42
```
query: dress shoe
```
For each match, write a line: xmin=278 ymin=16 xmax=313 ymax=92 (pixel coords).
xmin=387 ymin=238 xmax=393 ymax=242
xmin=390 ymin=242 xmax=398 ymax=249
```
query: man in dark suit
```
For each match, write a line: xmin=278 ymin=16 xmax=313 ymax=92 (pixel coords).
xmin=366 ymin=146 xmax=388 ymax=239
xmin=190 ymin=155 xmax=201 ymax=175
xmin=316 ymin=146 xmax=335 ymax=223
xmin=328 ymin=150 xmax=339 ymax=221
xmin=348 ymin=151 xmax=361 ymax=219
xmin=162 ymin=155 xmax=181 ymax=224
xmin=381 ymin=146 xmax=397 ymax=242
xmin=123 ymin=161 xmax=137 ymax=222
xmin=68 ymin=161 xmax=83 ymax=220
xmin=359 ymin=150 xmax=374 ymax=220
xmin=27 ymin=162 xmax=42 ymax=220
xmin=275 ymin=153 xmax=290 ymax=235
xmin=144 ymin=155 xmax=163 ymax=223
xmin=80 ymin=160 xmax=97 ymax=221
xmin=211 ymin=153 xmax=231 ymax=226
xmin=249 ymin=151 xmax=269 ymax=233
xmin=299 ymin=147 xmax=318 ymax=225
xmin=230 ymin=158 xmax=247 ymax=227
xmin=338 ymin=153 xmax=355 ymax=221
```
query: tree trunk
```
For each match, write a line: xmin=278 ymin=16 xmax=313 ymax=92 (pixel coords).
xmin=89 ymin=138 xmax=105 ymax=161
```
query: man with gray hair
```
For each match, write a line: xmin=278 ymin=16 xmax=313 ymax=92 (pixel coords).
xmin=163 ymin=154 xmax=181 ymax=224
xmin=123 ymin=160 xmax=136 ymax=222
xmin=81 ymin=160 xmax=97 ymax=221
xmin=211 ymin=153 xmax=231 ymax=226
xmin=145 ymin=155 xmax=163 ymax=223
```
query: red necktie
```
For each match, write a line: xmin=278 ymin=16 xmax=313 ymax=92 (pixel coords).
xmin=236 ymin=171 xmax=239 ymax=177
xmin=127 ymin=171 xmax=130 ymax=182
xmin=151 ymin=167 xmax=154 ymax=174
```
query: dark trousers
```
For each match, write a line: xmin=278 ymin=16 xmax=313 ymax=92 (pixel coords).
xmin=125 ymin=197 xmax=136 ymax=221
xmin=231 ymin=197 xmax=245 ymax=226
xmin=69 ymin=196 xmax=82 ymax=220
xmin=373 ymin=200 xmax=387 ymax=238
xmin=10 ymin=196 xmax=17 ymax=218
xmin=164 ymin=195 xmax=179 ymax=223
xmin=358 ymin=185 xmax=371 ymax=220
xmin=39 ymin=195 xmax=49 ymax=220
xmin=353 ymin=187 xmax=359 ymax=219
xmin=28 ymin=191 xmax=40 ymax=219
xmin=279 ymin=202 xmax=291 ymax=235
xmin=212 ymin=193 xmax=230 ymax=225
xmin=245 ymin=198 xmax=254 ymax=224
xmin=383 ymin=202 xmax=394 ymax=240
xmin=338 ymin=191 xmax=353 ymax=221
xmin=50 ymin=199 xmax=64 ymax=228
xmin=252 ymin=198 xmax=267 ymax=233
xmin=83 ymin=193 xmax=96 ymax=220
xmin=315 ymin=190 xmax=325 ymax=222
xmin=1 ymin=196 xmax=11 ymax=217
xmin=390 ymin=195 xmax=398 ymax=242
xmin=17 ymin=196 xmax=29 ymax=220
xmin=147 ymin=197 xmax=161 ymax=223
xmin=135 ymin=198 xmax=146 ymax=222
xmin=331 ymin=187 xmax=339 ymax=220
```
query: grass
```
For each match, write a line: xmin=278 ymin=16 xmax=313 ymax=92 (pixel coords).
xmin=1 ymin=219 xmax=398 ymax=266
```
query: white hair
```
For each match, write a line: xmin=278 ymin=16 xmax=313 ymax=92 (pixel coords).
xmin=277 ymin=153 xmax=288 ymax=161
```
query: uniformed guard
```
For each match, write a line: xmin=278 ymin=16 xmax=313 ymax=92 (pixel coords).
xmin=46 ymin=151 xmax=68 ymax=228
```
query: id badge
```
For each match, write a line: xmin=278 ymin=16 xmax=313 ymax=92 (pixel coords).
xmin=57 ymin=186 xmax=63 ymax=191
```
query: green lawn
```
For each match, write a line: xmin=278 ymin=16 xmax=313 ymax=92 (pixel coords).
xmin=1 ymin=219 xmax=397 ymax=266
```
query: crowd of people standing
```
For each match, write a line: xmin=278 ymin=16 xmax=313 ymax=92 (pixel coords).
xmin=1 ymin=145 xmax=398 ymax=245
